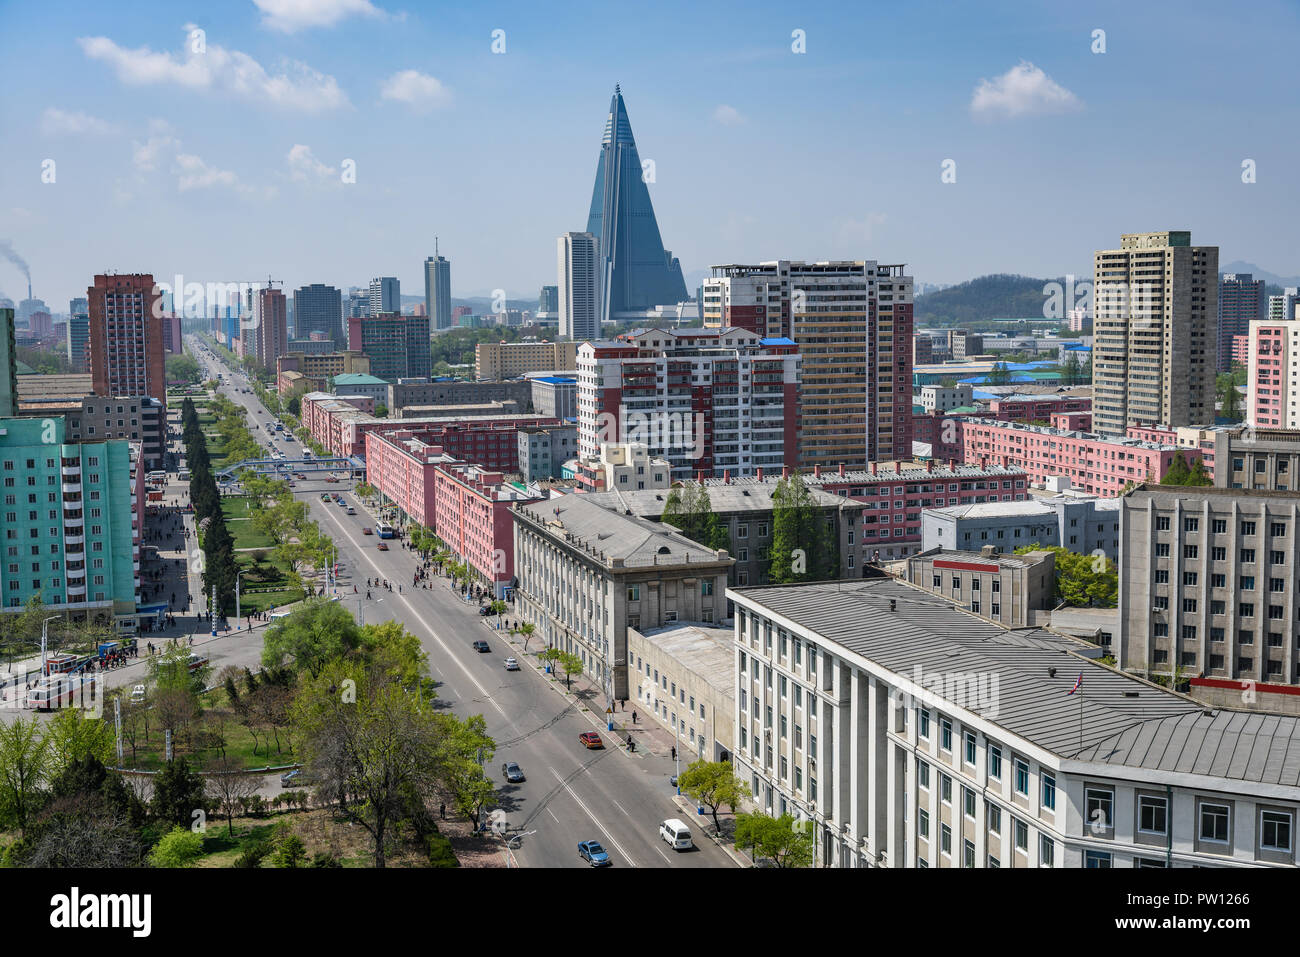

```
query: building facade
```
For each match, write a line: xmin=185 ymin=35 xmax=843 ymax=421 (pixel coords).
xmin=368 ymin=277 xmax=400 ymax=317
xmin=513 ymin=494 xmax=733 ymax=702
xmin=703 ymin=260 xmax=913 ymax=468
xmin=517 ymin=424 xmax=578 ymax=482
xmin=921 ymin=496 xmax=1121 ymax=560
xmin=87 ymin=273 xmax=166 ymax=408
xmin=424 ymin=252 xmax=452 ymax=331
xmin=530 ymin=375 xmax=577 ymax=419
xmin=628 ymin=621 xmax=736 ymax=762
xmin=346 ymin=313 xmax=431 ymax=382
xmin=558 ymin=231 xmax=601 ymax=341
xmin=293 ymin=284 xmax=344 ymax=346
xmin=387 ymin=378 xmax=533 ymax=417
xmin=904 ymin=547 xmax=1056 ymax=628
xmin=731 ymin=577 xmax=1300 ymax=868
xmin=576 ymin=328 xmax=800 ymax=480
xmin=1217 ymin=273 xmax=1267 ymax=373
xmin=1092 ymin=231 xmax=1218 ymax=434
xmin=247 ymin=286 xmax=289 ymax=369
xmin=475 ymin=340 xmax=578 ymax=380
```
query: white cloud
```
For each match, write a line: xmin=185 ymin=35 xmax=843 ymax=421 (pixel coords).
xmin=380 ymin=70 xmax=450 ymax=110
xmin=713 ymin=104 xmax=745 ymax=126
xmin=174 ymin=153 xmax=244 ymax=192
xmin=132 ymin=133 xmax=178 ymax=172
xmin=78 ymin=30 xmax=349 ymax=113
xmin=41 ymin=108 xmax=117 ymax=136
xmin=252 ymin=0 xmax=385 ymax=32
xmin=286 ymin=143 xmax=337 ymax=183
xmin=971 ymin=61 xmax=1082 ymax=120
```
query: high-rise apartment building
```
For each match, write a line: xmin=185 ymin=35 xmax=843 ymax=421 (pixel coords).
xmin=474 ymin=340 xmax=578 ymax=380
xmin=703 ymin=260 xmax=914 ymax=468
xmin=1245 ymin=321 xmax=1300 ymax=429
xmin=1269 ymin=287 xmax=1300 ymax=323
xmin=346 ymin=288 xmax=370 ymax=319
xmin=1092 ymin=231 xmax=1218 ymax=434
xmin=537 ymin=285 xmax=560 ymax=321
xmin=293 ymin=283 xmax=343 ymax=346
xmin=585 ymin=86 xmax=687 ymax=319
xmin=424 ymin=249 xmax=452 ymax=331
xmin=87 ymin=273 xmax=166 ymax=408
xmin=1217 ymin=273 xmax=1267 ymax=373
xmin=558 ymin=232 xmax=600 ymax=342
xmin=0 ymin=307 xmax=17 ymax=416
xmin=246 ymin=286 xmax=288 ymax=368
xmin=0 ymin=415 xmax=143 ymax=619
xmin=346 ymin=313 xmax=431 ymax=382
xmin=68 ymin=296 xmax=89 ymax=369
xmin=369 ymin=277 xmax=400 ymax=316
xmin=576 ymin=328 xmax=801 ymax=479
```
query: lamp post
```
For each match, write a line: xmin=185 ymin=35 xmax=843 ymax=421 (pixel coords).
xmin=40 ymin=615 xmax=59 ymax=678
xmin=235 ymin=571 xmax=245 ymax=629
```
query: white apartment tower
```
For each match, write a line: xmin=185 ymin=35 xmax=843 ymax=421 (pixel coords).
xmin=558 ymin=231 xmax=601 ymax=342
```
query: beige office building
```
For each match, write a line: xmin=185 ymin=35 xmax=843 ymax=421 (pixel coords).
xmin=475 ymin=340 xmax=578 ymax=380
xmin=1092 ymin=231 xmax=1218 ymax=434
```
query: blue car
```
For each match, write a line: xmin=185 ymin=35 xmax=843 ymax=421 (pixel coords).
xmin=578 ymin=840 xmax=611 ymax=867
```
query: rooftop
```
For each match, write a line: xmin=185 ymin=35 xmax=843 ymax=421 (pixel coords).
xmin=631 ymin=621 xmax=736 ymax=700
xmin=333 ymin=373 xmax=388 ymax=386
xmin=582 ymin=479 xmax=848 ymax=517
xmin=909 ymin=547 xmax=1054 ymax=569
xmin=731 ymin=578 xmax=1300 ymax=784
xmin=513 ymin=494 xmax=729 ymax=568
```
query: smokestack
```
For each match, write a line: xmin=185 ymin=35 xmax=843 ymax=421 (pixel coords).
xmin=814 ymin=464 xmax=821 ymax=478
xmin=757 ymin=467 xmax=763 ymax=481
xmin=927 ymin=458 xmax=934 ymax=473
xmin=838 ymin=463 xmax=845 ymax=476
xmin=782 ymin=466 xmax=789 ymax=479
xmin=870 ymin=461 xmax=878 ymax=476
xmin=724 ymin=469 xmax=730 ymax=484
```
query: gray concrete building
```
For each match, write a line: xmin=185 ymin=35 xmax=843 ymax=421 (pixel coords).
xmin=512 ymin=494 xmax=733 ymax=702
xmin=1120 ymin=484 xmax=1300 ymax=704
xmin=732 ymin=576 xmax=1300 ymax=868
xmin=16 ymin=379 xmax=165 ymax=468
xmin=387 ymin=378 xmax=534 ymax=417
xmin=628 ymin=621 xmax=735 ymax=762
xmin=922 ymin=496 xmax=1121 ymax=561
xmin=904 ymin=546 xmax=1057 ymax=628
xmin=530 ymin=375 xmax=577 ymax=420
xmin=517 ymin=424 xmax=578 ymax=481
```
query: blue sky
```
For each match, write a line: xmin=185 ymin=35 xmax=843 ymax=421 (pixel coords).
xmin=1 ymin=0 xmax=1297 ymax=310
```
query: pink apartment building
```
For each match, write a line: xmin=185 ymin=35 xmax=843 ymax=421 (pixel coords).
xmin=1246 ymin=322 xmax=1300 ymax=430
xmin=956 ymin=418 xmax=1200 ymax=496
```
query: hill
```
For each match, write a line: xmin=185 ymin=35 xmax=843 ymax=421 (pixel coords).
xmin=915 ymin=273 xmax=1074 ymax=327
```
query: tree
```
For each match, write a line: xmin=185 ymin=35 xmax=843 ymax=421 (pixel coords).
xmin=432 ymin=713 xmax=497 ymax=832
xmin=166 ymin=353 xmax=202 ymax=385
xmin=1014 ymin=545 xmax=1117 ymax=608
xmin=206 ymin=754 xmax=260 ymax=836
xmin=373 ymin=404 xmax=388 ymax=418
xmin=1161 ymin=451 xmax=1211 ymax=487
xmin=662 ymin=483 xmax=729 ymax=551
xmin=44 ymin=708 xmax=115 ymax=773
xmin=151 ymin=758 xmax=207 ymax=828
xmin=677 ymin=760 xmax=748 ymax=833
xmin=985 ymin=361 xmax=1012 ymax=386
xmin=149 ymin=826 xmax=205 ymax=868
xmin=560 ymin=651 xmax=583 ymax=689
xmin=271 ymin=819 xmax=307 ymax=867
xmin=1217 ymin=372 xmax=1243 ymax=422
xmin=0 ymin=717 xmax=52 ymax=834
xmin=734 ymin=812 xmax=813 ymax=868
xmin=770 ymin=472 xmax=836 ymax=583
xmin=516 ymin=622 xmax=536 ymax=652
xmin=262 ymin=598 xmax=362 ymax=677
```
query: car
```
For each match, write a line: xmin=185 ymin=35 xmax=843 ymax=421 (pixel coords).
xmin=325 ymin=476 xmax=339 ymax=483
xmin=377 ymin=542 xmax=389 ymax=551
xmin=578 ymin=841 xmax=611 ymax=866
xmin=287 ymin=482 xmax=296 ymax=488
xmin=579 ymin=731 xmax=604 ymax=750
xmin=504 ymin=657 xmax=519 ymax=671
xmin=130 ymin=684 xmax=146 ymax=702
xmin=478 ymin=606 xmax=492 ymax=616
xmin=346 ymin=507 xmax=356 ymax=515
xmin=320 ymin=493 xmax=331 ymax=501
xmin=280 ymin=768 xmax=303 ymax=788
xmin=362 ymin=527 xmax=373 ymax=535
xmin=472 ymin=640 xmax=490 ymax=653
xmin=502 ymin=762 xmax=525 ymax=783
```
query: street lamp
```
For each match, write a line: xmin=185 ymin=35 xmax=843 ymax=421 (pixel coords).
xmin=235 ymin=570 xmax=245 ymax=629
xmin=40 ymin=615 xmax=59 ymax=677
xmin=358 ymin=595 xmax=382 ymax=626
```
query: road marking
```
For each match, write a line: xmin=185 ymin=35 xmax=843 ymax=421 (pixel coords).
xmin=654 ymin=845 xmax=672 ymax=864
xmin=612 ymin=799 xmax=631 ymax=819
xmin=546 ymin=807 xmax=560 ymax=824
xmin=549 ymin=766 xmax=637 ymax=868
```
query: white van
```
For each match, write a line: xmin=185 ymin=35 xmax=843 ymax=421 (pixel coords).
xmin=659 ymin=818 xmax=693 ymax=850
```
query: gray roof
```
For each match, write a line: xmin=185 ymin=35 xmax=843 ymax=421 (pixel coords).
xmin=513 ymin=494 xmax=729 ymax=569
xmin=632 ymin=622 xmax=736 ymax=700
xmin=583 ymin=480 xmax=848 ymax=518
xmin=728 ymin=578 xmax=1300 ymax=777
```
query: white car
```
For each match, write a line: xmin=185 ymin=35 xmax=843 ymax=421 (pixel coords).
xmin=504 ymin=657 xmax=519 ymax=671
xmin=130 ymin=684 xmax=146 ymax=702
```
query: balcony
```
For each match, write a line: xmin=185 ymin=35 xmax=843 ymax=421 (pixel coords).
xmin=61 ymin=465 xmax=81 ymax=478
xmin=64 ymin=533 xmax=84 ymax=546
xmin=61 ymin=481 xmax=81 ymax=494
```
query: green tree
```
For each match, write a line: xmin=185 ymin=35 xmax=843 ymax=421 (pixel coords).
xmin=151 ymin=758 xmax=207 ymax=828
xmin=1014 ymin=545 xmax=1117 ymax=608
xmin=770 ymin=472 xmax=836 ymax=583
xmin=985 ymin=361 xmax=1012 ymax=386
xmin=677 ymin=759 xmax=748 ymax=833
xmin=662 ymin=483 xmax=729 ymax=551
xmin=149 ymin=826 xmax=205 ymax=868
xmin=271 ymin=819 xmax=307 ymax=867
xmin=44 ymin=709 xmax=115 ymax=773
xmin=559 ymin=651 xmax=583 ymax=689
xmin=262 ymin=598 xmax=362 ymax=677
xmin=0 ymin=716 xmax=52 ymax=834
xmin=1161 ymin=451 xmax=1211 ymax=487
xmin=734 ymin=812 xmax=814 ymax=868
xmin=432 ymin=713 xmax=497 ymax=831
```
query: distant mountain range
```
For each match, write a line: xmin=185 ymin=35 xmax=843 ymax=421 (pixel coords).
xmin=1219 ymin=261 xmax=1300 ymax=289
xmin=399 ymin=294 xmax=540 ymax=312
xmin=915 ymin=274 xmax=1080 ymax=326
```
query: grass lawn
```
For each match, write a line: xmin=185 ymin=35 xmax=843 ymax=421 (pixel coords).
xmin=193 ymin=809 xmax=435 ymax=868
xmin=122 ymin=685 xmax=297 ymax=771
xmin=221 ymin=497 xmax=277 ymax=549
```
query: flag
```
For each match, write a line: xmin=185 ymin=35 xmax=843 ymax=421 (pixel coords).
xmin=1067 ymin=672 xmax=1083 ymax=696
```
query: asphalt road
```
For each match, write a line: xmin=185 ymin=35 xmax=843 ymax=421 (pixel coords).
xmin=189 ymin=338 xmax=737 ymax=869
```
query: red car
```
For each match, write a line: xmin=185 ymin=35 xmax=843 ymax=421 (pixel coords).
xmin=377 ymin=542 xmax=389 ymax=551
xmin=325 ymin=476 xmax=339 ymax=483
xmin=362 ymin=527 xmax=373 ymax=535
xmin=579 ymin=732 xmax=604 ymax=750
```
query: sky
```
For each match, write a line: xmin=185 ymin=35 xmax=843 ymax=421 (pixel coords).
xmin=1 ymin=0 xmax=1298 ymax=311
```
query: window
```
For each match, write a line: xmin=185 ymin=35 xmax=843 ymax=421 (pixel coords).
xmin=1014 ymin=757 xmax=1030 ymax=796
xmin=963 ymin=731 xmax=976 ymax=765
xmin=1085 ymin=787 xmax=1113 ymax=833
xmin=1241 ymin=521 xmax=1257 ymax=536
xmin=1040 ymin=837 xmax=1055 ymax=867
xmin=940 ymin=823 xmax=952 ymax=856
xmin=919 ymin=709 xmax=930 ymax=738
xmin=1013 ymin=819 xmax=1028 ymax=853
xmin=917 ymin=760 xmax=930 ymax=790
xmin=1041 ymin=774 xmax=1056 ymax=812
xmin=1260 ymin=810 xmax=1292 ymax=852
xmin=940 ymin=717 xmax=952 ymax=752
xmin=918 ymin=809 xmax=929 ymax=839
xmin=963 ymin=787 xmax=975 ymax=819
xmin=988 ymin=744 xmax=1002 ymax=779
xmin=1199 ymin=802 xmax=1230 ymax=844
xmin=1083 ymin=849 xmax=1110 ymax=868
xmin=941 ymin=774 xmax=952 ymax=804
xmin=627 ymin=585 xmax=640 ymax=601
xmin=963 ymin=839 xmax=976 ymax=868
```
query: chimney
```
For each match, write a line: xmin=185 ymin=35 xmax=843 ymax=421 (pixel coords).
xmin=838 ymin=463 xmax=845 ymax=476
xmin=697 ymin=470 xmax=705 ymax=483
xmin=757 ymin=467 xmax=764 ymax=481
xmin=782 ymin=466 xmax=789 ymax=479
xmin=927 ymin=458 xmax=934 ymax=473
xmin=981 ymin=456 xmax=988 ymax=469
xmin=980 ymin=545 xmax=997 ymax=559
xmin=724 ymin=469 xmax=731 ymax=484
xmin=870 ymin=461 xmax=878 ymax=476
xmin=814 ymin=464 xmax=821 ymax=478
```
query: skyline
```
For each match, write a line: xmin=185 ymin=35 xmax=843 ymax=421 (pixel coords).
xmin=0 ymin=0 xmax=1297 ymax=309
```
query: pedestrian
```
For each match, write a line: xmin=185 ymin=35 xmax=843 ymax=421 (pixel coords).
xmin=632 ymin=710 xmax=637 ymax=725
xmin=439 ymin=803 xmax=446 ymax=820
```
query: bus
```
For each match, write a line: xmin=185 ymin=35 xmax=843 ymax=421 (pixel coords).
xmin=27 ymin=675 xmax=98 ymax=711
xmin=146 ymin=470 xmax=167 ymax=486
xmin=376 ymin=522 xmax=395 ymax=539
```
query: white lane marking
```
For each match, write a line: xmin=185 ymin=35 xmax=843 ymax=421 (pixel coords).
xmin=654 ymin=845 xmax=671 ymax=864
xmin=612 ymin=799 xmax=631 ymax=819
xmin=546 ymin=807 xmax=561 ymax=824
xmin=315 ymin=505 xmax=511 ymax=723
xmin=549 ymin=766 xmax=637 ymax=868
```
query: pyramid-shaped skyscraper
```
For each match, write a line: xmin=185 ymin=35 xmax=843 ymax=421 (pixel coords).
xmin=586 ymin=86 xmax=688 ymax=318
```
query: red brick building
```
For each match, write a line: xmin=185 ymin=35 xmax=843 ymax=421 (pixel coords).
xmin=88 ymin=273 xmax=166 ymax=408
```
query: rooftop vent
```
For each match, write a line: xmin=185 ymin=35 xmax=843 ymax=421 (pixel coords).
xmin=1048 ymin=667 xmax=1057 ymax=678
